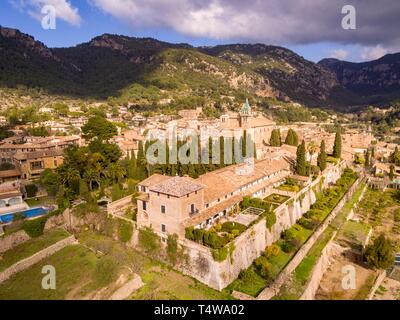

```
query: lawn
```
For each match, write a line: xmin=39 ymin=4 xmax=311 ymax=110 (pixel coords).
xmin=25 ymin=196 xmax=55 ymax=207
xmin=340 ymin=220 xmax=371 ymax=246
xmin=78 ymin=231 xmax=232 ymax=300
xmin=0 ymin=244 xmax=100 ymax=300
xmin=0 ymin=228 xmax=70 ymax=272
xmin=264 ymin=194 xmax=290 ymax=205
xmin=131 ymin=264 xmax=233 ymax=300
xmin=277 ymin=184 xmax=300 ymax=193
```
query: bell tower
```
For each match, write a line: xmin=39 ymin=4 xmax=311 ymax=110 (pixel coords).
xmin=239 ymin=98 xmax=252 ymax=127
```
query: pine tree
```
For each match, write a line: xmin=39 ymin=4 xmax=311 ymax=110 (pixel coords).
xmin=333 ymin=127 xmax=342 ymax=159
xmin=364 ymin=234 xmax=393 ymax=270
xmin=296 ymin=140 xmax=307 ymax=176
xmin=317 ymin=140 xmax=327 ymax=172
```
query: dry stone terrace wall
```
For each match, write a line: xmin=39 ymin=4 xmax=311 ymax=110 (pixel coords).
xmin=257 ymin=176 xmax=362 ymax=300
xmin=107 ymin=195 xmax=133 ymax=216
xmin=0 ymin=230 xmax=30 ymax=254
xmin=174 ymin=166 xmax=344 ymax=290
xmin=0 ymin=235 xmax=77 ymax=284
xmin=299 ymin=234 xmax=342 ymax=300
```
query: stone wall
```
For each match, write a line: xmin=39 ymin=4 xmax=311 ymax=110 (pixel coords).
xmin=299 ymin=180 xmax=367 ymax=300
xmin=174 ymin=167 xmax=344 ymax=291
xmin=107 ymin=195 xmax=133 ymax=216
xmin=299 ymin=235 xmax=342 ymax=300
xmin=257 ymin=176 xmax=362 ymax=299
xmin=367 ymin=270 xmax=386 ymax=300
xmin=0 ymin=235 xmax=77 ymax=283
xmin=177 ymin=218 xmax=266 ymax=291
xmin=44 ymin=211 xmax=67 ymax=231
xmin=0 ymin=230 xmax=30 ymax=254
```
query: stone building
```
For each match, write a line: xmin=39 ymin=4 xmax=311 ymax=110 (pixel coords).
xmin=13 ymin=150 xmax=64 ymax=180
xmin=136 ymin=156 xmax=291 ymax=239
xmin=0 ymin=181 xmax=27 ymax=215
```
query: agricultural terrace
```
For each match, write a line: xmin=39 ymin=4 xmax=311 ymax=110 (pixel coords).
xmin=227 ymin=169 xmax=358 ymax=297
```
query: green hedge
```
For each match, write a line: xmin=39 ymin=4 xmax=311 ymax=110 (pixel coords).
xmin=212 ymin=246 xmax=228 ymax=262
xmin=138 ymin=227 xmax=160 ymax=253
xmin=22 ymin=216 xmax=48 ymax=238
xmin=118 ymin=221 xmax=133 ymax=243
xmin=185 ymin=222 xmax=246 ymax=250
xmin=25 ymin=184 xmax=38 ymax=198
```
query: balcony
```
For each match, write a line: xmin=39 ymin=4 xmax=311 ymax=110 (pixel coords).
xmin=189 ymin=209 xmax=199 ymax=216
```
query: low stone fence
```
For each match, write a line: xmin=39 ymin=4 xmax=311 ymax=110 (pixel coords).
xmin=257 ymin=177 xmax=362 ymax=300
xmin=299 ymin=234 xmax=342 ymax=300
xmin=0 ymin=230 xmax=30 ymax=254
xmin=0 ymin=235 xmax=77 ymax=283
xmin=107 ymin=195 xmax=134 ymax=216
xmin=367 ymin=270 xmax=387 ymax=300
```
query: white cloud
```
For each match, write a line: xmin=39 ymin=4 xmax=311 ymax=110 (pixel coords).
xmin=360 ymin=45 xmax=388 ymax=61
xmin=10 ymin=0 xmax=81 ymax=26
xmin=330 ymin=49 xmax=349 ymax=60
xmin=89 ymin=0 xmax=400 ymax=46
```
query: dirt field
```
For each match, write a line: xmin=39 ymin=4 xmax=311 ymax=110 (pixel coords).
xmin=316 ymin=188 xmax=400 ymax=300
xmin=316 ymin=248 xmax=377 ymax=300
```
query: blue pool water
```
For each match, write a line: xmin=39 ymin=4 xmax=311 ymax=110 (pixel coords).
xmin=0 ymin=207 xmax=49 ymax=224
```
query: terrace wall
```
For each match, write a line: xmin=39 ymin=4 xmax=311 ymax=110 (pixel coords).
xmin=0 ymin=235 xmax=77 ymax=283
xmin=257 ymin=176 xmax=362 ymax=299
xmin=174 ymin=165 xmax=345 ymax=291
xmin=0 ymin=230 xmax=30 ymax=254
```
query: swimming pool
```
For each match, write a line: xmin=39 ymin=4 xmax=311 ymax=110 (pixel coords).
xmin=0 ymin=207 xmax=49 ymax=224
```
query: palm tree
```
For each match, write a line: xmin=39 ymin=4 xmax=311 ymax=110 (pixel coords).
xmin=307 ymin=141 xmax=318 ymax=161
xmin=106 ymin=163 xmax=126 ymax=184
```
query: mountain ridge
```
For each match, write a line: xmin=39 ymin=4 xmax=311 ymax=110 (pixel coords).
xmin=1 ymin=25 xmax=399 ymax=110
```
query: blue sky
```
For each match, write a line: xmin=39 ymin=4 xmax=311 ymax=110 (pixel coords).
xmin=1 ymin=0 xmax=399 ymax=62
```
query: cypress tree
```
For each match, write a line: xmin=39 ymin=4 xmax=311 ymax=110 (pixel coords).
xmin=285 ymin=129 xmax=294 ymax=146
xmin=270 ymin=129 xmax=282 ymax=147
xmin=128 ymin=151 xmax=137 ymax=179
xmin=389 ymin=165 xmax=395 ymax=181
xmin=242 ymin=130 xmax=247 ymax=159
xmin=219 ymin=136 xmax=225 ymax=168
xmin=136 ymin=140 xmax=147 ymax=181
xmin=317 ymin=140 xmax=327 ymax=172
xmin=333 ymin=127 xmax=342 ymax=159
xmin=296 ymin=140 xmax=307 ymax=176
xmin=285 ymin=129 xmax=299 ymax=146
xmin=292 ymin=129 xmax=299 ymax=146
xmin=365 ymin=149 xmax=370 ymax=168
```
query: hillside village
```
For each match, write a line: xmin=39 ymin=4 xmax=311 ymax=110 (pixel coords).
xmin=1 ymin=90 xmax=400 ymax=300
